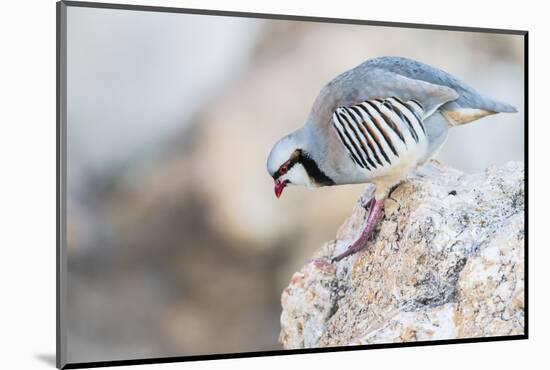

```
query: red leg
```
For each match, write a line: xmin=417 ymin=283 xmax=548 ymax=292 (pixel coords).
xmin=331 ymin=198 xmax=385 ymax=263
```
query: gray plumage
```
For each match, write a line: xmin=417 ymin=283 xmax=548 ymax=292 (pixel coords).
xmin=310 ymin=56 xmax=516 ymax=120
xmin=267 ymin=56 xmax=517 ymax=200
xmin=365 ymin=56 xmax=516 ymax=113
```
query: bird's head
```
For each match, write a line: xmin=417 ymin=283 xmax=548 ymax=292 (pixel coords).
xmin=266 ymin=132 xmax=315 ymax=198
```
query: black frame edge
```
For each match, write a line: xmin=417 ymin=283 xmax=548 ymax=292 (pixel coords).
xmin=62 ymin=335 xmax=527 ymax=369
xmin=523 ymin=32 xmax=529 ymax=339
xmin=61 ymin=0 xmax=528 ymax=35
xmin=57 ymin=1 xmax=68 ymax=369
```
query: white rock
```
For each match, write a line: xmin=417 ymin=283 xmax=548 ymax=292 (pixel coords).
xmin=280 ymin=161 xmax=525 ymax=348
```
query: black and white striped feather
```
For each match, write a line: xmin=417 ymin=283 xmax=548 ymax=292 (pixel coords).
xmin=332 ymin=97 xmax=428 ymax=173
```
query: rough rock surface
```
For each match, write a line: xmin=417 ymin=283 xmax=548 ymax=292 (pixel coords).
xmin=280 ymin=161 xmax=525 ymax=348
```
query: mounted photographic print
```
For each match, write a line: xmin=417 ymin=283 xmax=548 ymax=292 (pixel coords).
xmin=57 ymin=1 xmax=527 ymax=368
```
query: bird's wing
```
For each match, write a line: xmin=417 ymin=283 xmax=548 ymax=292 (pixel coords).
xmin=326 ymin=69 xmax=460 ymax=119
xmin=307 ymin=67 xmax=468 ymax=175
xmin=358 ymin=57 xmax=517 ymax=124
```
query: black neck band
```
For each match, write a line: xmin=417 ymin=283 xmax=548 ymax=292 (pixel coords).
xmin=273 ymin=149 xmax=335 ymax=186
xmin=298 ymin=150 xmax=335 ymax=186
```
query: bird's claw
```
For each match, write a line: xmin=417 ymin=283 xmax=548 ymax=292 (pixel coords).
xmin=330 ymin=198 xmax=385 ymax=263
xmin=360 ymin=197 xmax=375 ymax=211
xmin=330 ymin=239 xmax=368 ymax=263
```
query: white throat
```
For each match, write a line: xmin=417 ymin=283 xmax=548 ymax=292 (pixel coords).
xmin=285 ymin=163 xmax=316 ymax=189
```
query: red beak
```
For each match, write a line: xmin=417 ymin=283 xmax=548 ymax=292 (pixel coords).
xmin=274 ymin=179 xmax=287 ymax=198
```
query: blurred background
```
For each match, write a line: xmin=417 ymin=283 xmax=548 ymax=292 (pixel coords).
xmin=65 ymin=6 xmax=524 ymax=363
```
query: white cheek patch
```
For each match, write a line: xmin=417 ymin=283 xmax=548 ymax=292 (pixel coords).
xmin=285 ymin=164 xmax=316 ymax=189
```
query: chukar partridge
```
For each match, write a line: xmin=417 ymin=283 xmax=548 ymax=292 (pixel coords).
xmin=267 ymin=56 xmax=517 ymax=262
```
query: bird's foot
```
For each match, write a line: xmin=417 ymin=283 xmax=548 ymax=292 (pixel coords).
xmin=360 ymin=197 xmax=375 ymax=211
xmin=331 ymin=234 xmax=370 ymax=263
xmin=331 ymin=198 xmax=385 ymax=263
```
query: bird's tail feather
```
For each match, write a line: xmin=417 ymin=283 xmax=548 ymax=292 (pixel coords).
xmin=441 ymin=96 xmax=517 ymax=126
xmin=484 ymin=96 xmax=518 ymax=113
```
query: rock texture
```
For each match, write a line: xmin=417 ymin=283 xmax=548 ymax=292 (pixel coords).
xmin=280 ymin=161 xmax=525 ymax=348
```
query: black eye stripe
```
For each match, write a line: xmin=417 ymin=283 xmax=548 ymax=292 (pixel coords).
xmin=272 ymin=149 xmax=334 ymax=186
xmin=273 ymin=151 xmax=301 ymax=179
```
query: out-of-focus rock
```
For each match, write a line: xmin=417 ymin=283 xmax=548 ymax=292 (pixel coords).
xmin=280 ymin=161 xmax=524 ymax=348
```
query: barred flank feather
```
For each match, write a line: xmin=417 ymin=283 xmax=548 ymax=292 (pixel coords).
xmin=332 ymin=98 xmax=427 ymax=172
